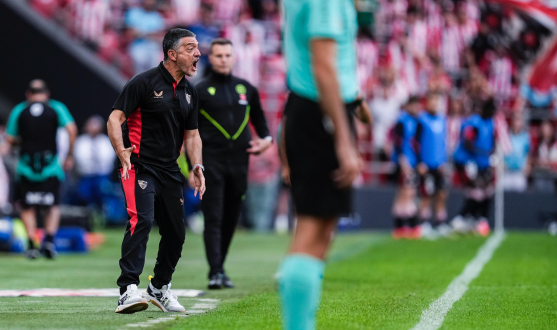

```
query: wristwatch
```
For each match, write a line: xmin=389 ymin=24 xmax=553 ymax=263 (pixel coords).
xmin=192 ymin=164 xmax=205 ymax=172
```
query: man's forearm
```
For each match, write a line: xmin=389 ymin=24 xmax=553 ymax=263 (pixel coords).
xmin=107 ymin=116 xmax=126 ymax=155
xmin=66 ymin=123 xmax=77 ymax=156
xmin=185 ymin=131 xmax=202 ymax=166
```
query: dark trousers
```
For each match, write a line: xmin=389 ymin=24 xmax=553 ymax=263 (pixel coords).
xmin=202 ymin=160 xmax=248 ymax=278
xmin=117 ymin=166 xmax=186 ymax=290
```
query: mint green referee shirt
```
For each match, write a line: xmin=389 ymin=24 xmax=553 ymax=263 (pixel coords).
xmin=283 ymin=0 xmax=359 ymax=103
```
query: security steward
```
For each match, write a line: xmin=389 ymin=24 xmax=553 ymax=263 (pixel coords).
xmin=195 ymin=38 xmax=272 ymax=289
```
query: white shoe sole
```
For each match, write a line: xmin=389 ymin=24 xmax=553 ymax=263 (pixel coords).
xmin=115 ymin=299 xmax=149 ymax=314
xmin=146 ymin=294 xmax=185 ymax=313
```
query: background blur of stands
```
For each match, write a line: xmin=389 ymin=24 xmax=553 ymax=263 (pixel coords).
xmin=2 ymin=0 xmax=557 ymax=245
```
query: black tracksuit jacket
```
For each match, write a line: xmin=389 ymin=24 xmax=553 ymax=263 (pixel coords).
xmin=195 ymin=72 xmax=270 ymax=164
xmin=195 ymin=72 xmax=270 ymax=277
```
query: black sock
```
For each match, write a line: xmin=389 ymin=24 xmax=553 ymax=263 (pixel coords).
xmin=394 ymin=217 xmax=405 ymax=228
xmin=408 ymin=216 xmax=418 ymax=228
xmin=479 ymin=198 xmax=492 ymax=218
xmin=44 ymin=234 xmax=54 ymax=244
xmin=120 ymin=287 xmax=127 ymax=295
xmin=459 ymin=199 xmax=476 ymax=218
xmin=28 ymin=239 xmax=35 ymax=250
xmin=151 ymin=277 xmax=164 ymax=289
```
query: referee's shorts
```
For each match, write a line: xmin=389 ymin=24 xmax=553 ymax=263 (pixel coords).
xmin=284 ymin=92 xmax=357 ymax=219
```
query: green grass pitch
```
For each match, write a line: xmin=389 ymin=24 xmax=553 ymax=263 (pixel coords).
xmin=0 ymin=229 xmax=555 ymax=329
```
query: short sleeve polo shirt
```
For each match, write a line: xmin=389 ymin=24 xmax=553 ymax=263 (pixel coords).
xmin=283 ymin=0 xmax=358 ymax=103
xmin=7 ymin=100 xmax=74 ymax=182
xmin=112 ymin=62 xmax=198 ymax=171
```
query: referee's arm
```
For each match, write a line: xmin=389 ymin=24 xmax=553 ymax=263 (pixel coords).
xmin=311 ymin=38 xmax=360 ymax=188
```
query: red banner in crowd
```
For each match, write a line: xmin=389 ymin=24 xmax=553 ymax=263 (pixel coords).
xmin=487 ymin=0 xmax=557 ymax=92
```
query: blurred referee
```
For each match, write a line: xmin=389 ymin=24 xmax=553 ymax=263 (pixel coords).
xmin=108 ymin=28 xmax=205 ymax=314
xmin=195 ymin=38 xmax=272 ymax=289
xmin=279 ymin=0 xmax=361 ymax=329
xmin=6 ymin=79 xmax=76 ymax=259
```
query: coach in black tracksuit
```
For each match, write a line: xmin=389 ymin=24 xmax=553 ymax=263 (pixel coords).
xmin=108 ymin=29 xmax=205 ymax=310
xmin=195 ymin=38 xmax=272 ymax=289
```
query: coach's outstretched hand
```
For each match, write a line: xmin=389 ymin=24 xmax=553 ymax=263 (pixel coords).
xmin=192 ymin=166 xmax=206 ymax=200
xmin=118 ymin=145 xmax=136 ymax=180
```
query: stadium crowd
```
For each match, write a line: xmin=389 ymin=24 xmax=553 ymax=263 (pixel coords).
xmin=1 ymin=0 xmax=557 ymax=232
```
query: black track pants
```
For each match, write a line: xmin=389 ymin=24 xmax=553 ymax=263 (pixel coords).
xmin=201 ymin=160 xmax=248 ymax=278
xmin=117 ymin=166 xmax=186 ymax=290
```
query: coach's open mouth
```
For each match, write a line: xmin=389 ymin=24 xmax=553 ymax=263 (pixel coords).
xmin=193 ymin=59 xmax=198 ymax=71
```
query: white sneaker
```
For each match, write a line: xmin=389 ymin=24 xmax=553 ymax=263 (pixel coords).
xmin=146 ymin=282 xmax=185 ymax=312
xmin=115 ymin=284 xmax=148 ymax=314
xmin=421 ymin=222 xmax=439 ymax=240
xmin=450 ymin=215 xmax=468 ymax=234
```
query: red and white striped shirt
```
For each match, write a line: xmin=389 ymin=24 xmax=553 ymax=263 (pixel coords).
xmin=459 ymin=20 xmax=479 ymax=47
xmin=233 ymin=42 xmax=263 ymax=87
xmin=172 ymin=0 xmax=200 ymax=26
xmin=408 ymin=20 xmax=428 ymax=57
xmin=489 ymin=56 xmax=515 ymax=102
xmin=439 ymin=25 xmax=463 ymax=73
xmin=388 ymin=41 xmax=420 ymax=95
xmin=70 ymin=0 xmax=111 ymax=43
xmin=213 ymin=0 xmax=243 ymax=25
xmin=357 ymin=39 xmax=379 ymax=96
xmin=424 ymin=0 xmax=444 ymax=45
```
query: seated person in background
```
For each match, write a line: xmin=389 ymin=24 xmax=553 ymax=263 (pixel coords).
xmin=530 ymin=120 xmax=557 ymax=192
xmin=74 ymin=115 xmax=116 ymax=209
xmin=504 ymin=115 xmax=530 ymax=192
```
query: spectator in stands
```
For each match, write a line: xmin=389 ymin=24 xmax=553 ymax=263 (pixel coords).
xmin=233 ymin=30 xmax=263 ymax=87
xmin=440 ymin=11 xmax=463 ymax=77
xmin=245 ymin=142 xmax=281 ymax=232
xmin=369 ymin=65 xmax=409 ymax=158
xmin=125 ymin=0 xmax=165 ymax=73
xmin=172 ymin=0 xmax=200 ymax=27
xmin=67 ymin=0 xmax=112 ymax=50
xmin=456 ymin=1 xmax=478 ymax=47
xmin=485 ymin=43 xmax=515 ymax=106
xmin=531 ymin=120 xmax=557 ymax=192
xmin=428 ymin=51 xmax=453 ymax=114
xmin=356 ymin=28 xmax=379 ymax=98
xmin=74 ymin=115 xmax=116 ymax=209
xmin=187 ymin=2 xmax=220 ymax=79
xmin=504 ymin=115 xmax=530 ymax=192
xmin=406 ymin=6 xmax=428 ymax=59
xmin=470 ymin=22 xmax=495 ymax=65
xmin=447 ymin=96 xmax=465 ymax=156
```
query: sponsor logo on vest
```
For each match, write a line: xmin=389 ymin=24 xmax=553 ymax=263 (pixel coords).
xmin=154 ymin=91 xmax=163 ymax=99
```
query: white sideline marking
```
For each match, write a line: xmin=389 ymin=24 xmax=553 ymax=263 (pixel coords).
xmin=0 ymin=288 xmax=204 ymax=297
xmin=124 ymin=298 xmax=219 ymax=328
xmin=411 ymin=232 xmax=505 ymax=330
